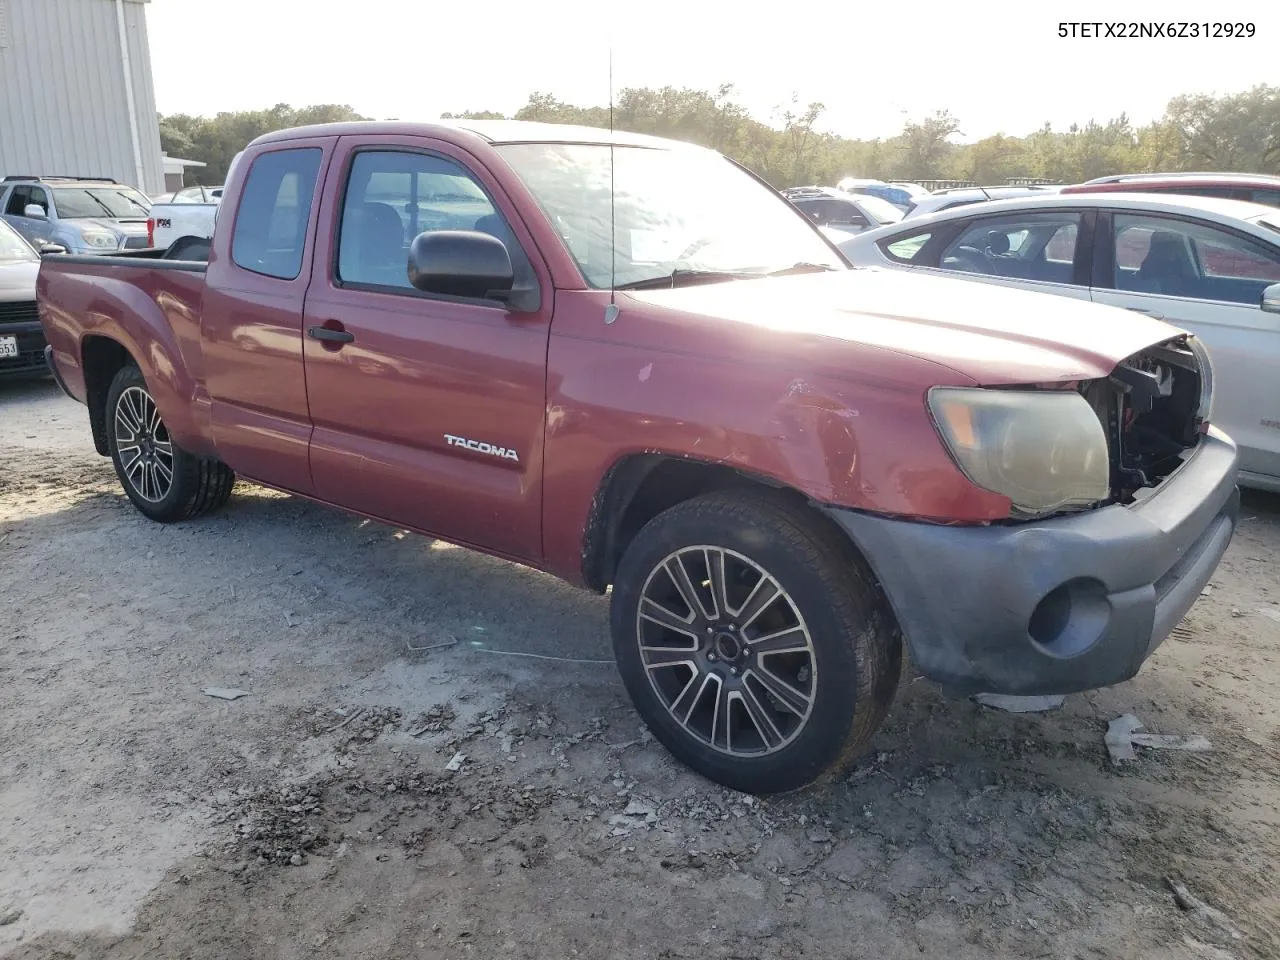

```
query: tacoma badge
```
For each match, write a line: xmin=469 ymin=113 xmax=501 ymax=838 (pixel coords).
xmin=444 ymin=433 xmax=520 ymax=462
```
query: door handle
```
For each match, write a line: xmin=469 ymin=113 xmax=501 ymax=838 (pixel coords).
xmin=1125 ymin=307 xmax=1164 ymax=321
xmin=307 ymin=325 xmax=355 ymax=344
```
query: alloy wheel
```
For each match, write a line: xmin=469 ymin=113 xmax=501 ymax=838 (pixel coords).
xmin=114 ymin=385 xmax=175 ymax=503
xmin=635 ymin=546 xmax=818 ymax=757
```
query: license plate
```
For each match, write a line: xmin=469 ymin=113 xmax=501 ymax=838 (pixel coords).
xmin=0 ymin=336 xmax=17 ymax=359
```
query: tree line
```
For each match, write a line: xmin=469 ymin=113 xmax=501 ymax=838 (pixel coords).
xmin=159 ymin=84 xmax=1280 ymax=189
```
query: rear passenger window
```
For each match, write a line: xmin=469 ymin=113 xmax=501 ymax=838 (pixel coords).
xmin=1111 ymin=214 xmax=1280 ymax=303
xmin=231 ymin=148 xmax=323 ymax=280
xmin=336 ymin=150 xmax=529 ymax=293
xmin=828 ymin=201 xmax=868 ymax=227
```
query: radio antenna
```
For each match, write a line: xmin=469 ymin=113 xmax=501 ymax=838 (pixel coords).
xmin=605 ymin=46 xmax=619 ymax=324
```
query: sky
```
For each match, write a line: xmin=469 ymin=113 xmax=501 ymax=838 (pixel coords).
xmin=146 ymin=0 xmax=1275 ymax=143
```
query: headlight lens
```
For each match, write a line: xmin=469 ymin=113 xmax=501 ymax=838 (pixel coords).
xmin=928 ymin=387 xmax=1110 ymax=518
xmin=81 ymin=231 xmax=118 ymax=249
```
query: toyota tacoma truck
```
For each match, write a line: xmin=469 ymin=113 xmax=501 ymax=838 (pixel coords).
xmin=37 ymin=120 xmax=1240 ymax=794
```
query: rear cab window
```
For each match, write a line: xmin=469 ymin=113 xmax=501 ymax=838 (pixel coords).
xmin=231 ymin=148 xmax=324 ymax=280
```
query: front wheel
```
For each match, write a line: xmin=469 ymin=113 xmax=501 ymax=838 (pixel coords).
xmin=105 ymin=365 xmax=235 ymax=522
xmin=610 ymin=490 xmax=902 ymax=795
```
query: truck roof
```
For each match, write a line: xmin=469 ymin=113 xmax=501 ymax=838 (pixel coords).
xmin=249 ymin=119 xmax=703 ymax=152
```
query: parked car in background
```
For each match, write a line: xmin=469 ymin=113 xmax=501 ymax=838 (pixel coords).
xmin=37 ymin=118 xmax=1240 ymax=794
xmin=0 ymin=217 xmax=55 ymax=378
xmin=782 ymin=186 xmax=904 ymax=234
xmin=902 ymin=185 xmax=1062 ymax=219
xmin=146 ymin=158 xmax=243 ymax=251
xmin=888 ymin=181 xmax=932 ymax=200
xmin=1062 ymin=172 xmax=1280 ymax=208
xmin=147 ymin=198 xmax=219 ymax=251
xmin=170 ymin=184 xmax=225 ymax=203
xmin=836 ymin=192 xmax=1280 ymax=491
xmin=836 ymin=177 xmax=926 ymax=211
xmin=0 ymin=176 xmax=152 ymax=254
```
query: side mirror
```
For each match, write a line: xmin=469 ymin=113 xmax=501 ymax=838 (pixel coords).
xmin=24 ymin=204 xmax=48 ymax=220
xmin=1262 ymin=282 xmax=1280 ymax=314
xmin=39 ymin=242 xmax=67 ymax=255
xmin=408 ymin=230 xmax=515 ymax=302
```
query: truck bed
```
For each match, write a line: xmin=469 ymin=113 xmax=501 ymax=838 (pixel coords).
xmin=37 ymin=252 xmax=211 ymax=453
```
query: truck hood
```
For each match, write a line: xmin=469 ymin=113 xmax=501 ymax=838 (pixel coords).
xmin=0 ymin=259 xmax=39 ymax=300
xmin=623 ymin=266 xmax=1182 ymax=384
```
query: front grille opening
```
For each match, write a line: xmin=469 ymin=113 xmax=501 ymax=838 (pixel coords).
xmin=1082 ymin=335 xmax=1204 ymax=504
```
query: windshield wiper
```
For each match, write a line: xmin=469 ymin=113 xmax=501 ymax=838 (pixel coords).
xmin=614 ymin=268 xmax=754 ymax=291
xmin=766 ymin=262 xmax=839 ymax=277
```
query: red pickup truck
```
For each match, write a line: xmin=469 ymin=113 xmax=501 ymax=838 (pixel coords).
xmin=37 ymin=120 xmax=1240 ymax=793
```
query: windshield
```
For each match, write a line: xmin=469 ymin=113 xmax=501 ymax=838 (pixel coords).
xmin=857 ymin=195 xmax=906 ymax=224
xmin=496 ymin=143 xmax=844 ymax=288
xmin=52 ymin=186 xmax=151 ymax=219
xmin=0 ymin=219 xmax=37 ymax=262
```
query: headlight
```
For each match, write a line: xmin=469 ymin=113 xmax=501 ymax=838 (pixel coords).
xmin=80 ymin=231 xmax=119 ymax=249
xmin=928 ymin=387 xmax=1110 ymax=518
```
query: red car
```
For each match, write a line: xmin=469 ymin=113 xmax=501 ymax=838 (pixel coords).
xmin=36 ymin=121 xmax=1239 ymax=793
xmin=1062 ymin=172 xmax=1280 ymax=208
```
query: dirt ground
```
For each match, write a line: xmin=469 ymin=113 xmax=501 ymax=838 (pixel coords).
xmin=2 ymin=376 xmax=1279 ymax=960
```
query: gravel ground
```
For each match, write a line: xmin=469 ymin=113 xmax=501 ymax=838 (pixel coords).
xmin=2 ymin=377 xmax=1279 ymax=960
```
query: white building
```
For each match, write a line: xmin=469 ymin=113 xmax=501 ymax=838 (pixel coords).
xmin=163 ymin=153 xmax=206 ymax=194
xmin=0 ymin=0 xmax=165 ymax=194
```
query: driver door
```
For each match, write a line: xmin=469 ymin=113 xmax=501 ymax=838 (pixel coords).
xmin=301 ymin=136 xmax=554 ymax=562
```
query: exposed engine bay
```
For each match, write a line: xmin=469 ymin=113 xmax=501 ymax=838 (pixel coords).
xmin=1081 ymin=334 xmax=1208 ymax=504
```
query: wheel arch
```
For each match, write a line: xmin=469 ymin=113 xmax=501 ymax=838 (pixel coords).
xmin=581 ymin=452 xmax=866 ymax=593
xmin=81 ymin=334 xmax=138 ymax=456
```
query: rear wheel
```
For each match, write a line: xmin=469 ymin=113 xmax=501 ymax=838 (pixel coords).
xmin=106 ymin=365 xmax=234 ymax=522
xmin=610 ymin=490 xmax=902 ymax=795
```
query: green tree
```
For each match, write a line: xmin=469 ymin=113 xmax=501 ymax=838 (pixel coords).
xmin=893 ymin=110 xmax=962 ymax=179
xmin=158 ymin=83 xmax=1280 ymax=193
xmin=965 ymin=134 xmax=1029 ymax=184
xmin=157 ymin=103 xmax=368 ymax=184
xmin=1166 ymin=85 xmax=1280 ymax=172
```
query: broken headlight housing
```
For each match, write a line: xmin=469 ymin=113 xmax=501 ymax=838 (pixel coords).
xmin=928 ymin=386 xmax=1110 ymax=519
xmin=1186 ymin=334 xmax=1214 ymax=424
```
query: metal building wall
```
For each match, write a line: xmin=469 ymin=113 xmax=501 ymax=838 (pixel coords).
xmin=0 ymin=0 xmax=164 ymax=194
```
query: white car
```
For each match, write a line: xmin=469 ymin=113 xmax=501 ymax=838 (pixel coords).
xmin=782 ymin=187 xmax=904 ymax=235
xmin=147 ymin=199 xmax=218 ymax=251
xmin=836 ymin=193 xmax=1280 ymax=491
xmin=146 ymin=153 xmax=244 ymax=253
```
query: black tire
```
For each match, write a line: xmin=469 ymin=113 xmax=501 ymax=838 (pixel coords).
xmin=105 ymin=364 xmax=235 ymax=522
xmin=610 ymin=489 xmax=901 ymax=795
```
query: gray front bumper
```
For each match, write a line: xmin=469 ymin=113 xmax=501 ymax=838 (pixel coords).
xmin=827 ymin=428 xmax=1239 ymax=696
